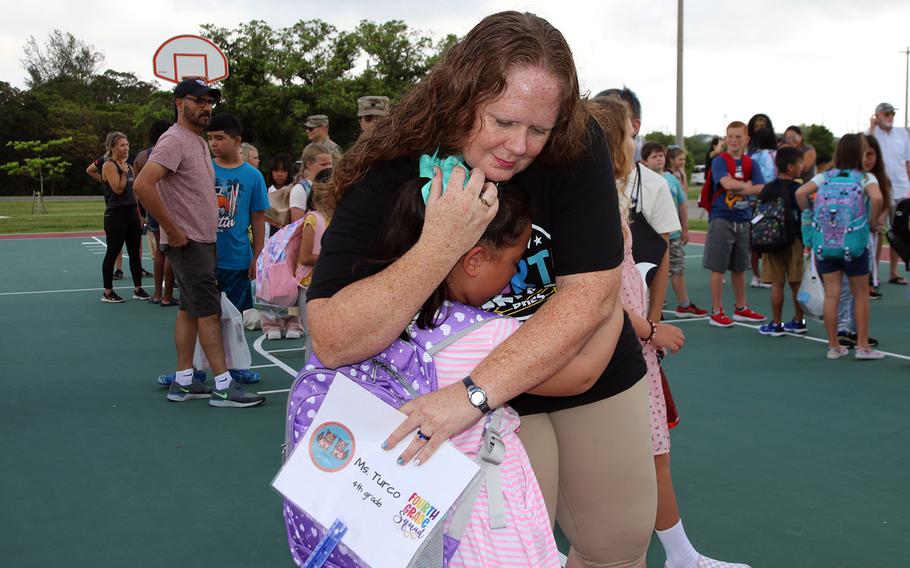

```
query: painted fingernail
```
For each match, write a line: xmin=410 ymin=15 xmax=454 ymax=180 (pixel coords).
xmin=397 ymin=457 xmax=405 ymax=466
xmin=414 ymin=458 xmax=422 ymax=466
xmin=381 ymin=441 xmax=389 ymax=450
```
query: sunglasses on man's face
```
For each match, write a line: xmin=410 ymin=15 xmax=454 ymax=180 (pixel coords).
xmin=185 ymin=95 xmax=218 ymax=108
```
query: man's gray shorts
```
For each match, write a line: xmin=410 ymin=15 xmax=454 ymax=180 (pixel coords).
xmin=165 ymin=240 xmax=222 ymax=319
xmin=702 ymin=217 xmax=751 ymax=273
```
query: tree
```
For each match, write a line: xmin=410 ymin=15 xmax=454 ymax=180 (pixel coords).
xmin=1 ymin=138 xmax=73 ymax=209
xmin=803 ymin=124 xmax=836 ymax=160
xmin=21 ymin=30 xmax=104 ymax=87
xmin=644 ymin=131 xmax=676 ymax=147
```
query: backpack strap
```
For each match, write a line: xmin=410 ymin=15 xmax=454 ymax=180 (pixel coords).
xmin=445 ymin=407 xmax=508 ymax=539
xmin=409 ymin=303 xmax=504 ymax=356
xmin=409 ymin=303 xmax=509 ymax=533
xmin=741 ymin=153 xmax=753 ymax=181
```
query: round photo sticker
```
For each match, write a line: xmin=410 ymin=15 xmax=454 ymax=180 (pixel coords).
xmin=308 ymin=421 xmax=356 ymax=473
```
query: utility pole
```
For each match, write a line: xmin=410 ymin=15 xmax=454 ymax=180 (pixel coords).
xmin=676 ymin=0 xmax=684 ymax=147
xmin=902 ymin=47 xmax=909 ymax=129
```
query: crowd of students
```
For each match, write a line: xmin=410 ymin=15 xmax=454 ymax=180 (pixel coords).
xmin=83 ymin=10 xmax=910 ymax=568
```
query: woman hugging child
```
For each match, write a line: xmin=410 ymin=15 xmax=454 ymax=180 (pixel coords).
xmin=375 ymin=170 xmax=626 ymax=568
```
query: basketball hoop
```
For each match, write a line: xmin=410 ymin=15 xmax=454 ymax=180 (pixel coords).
xmin=153 ymin=35 xmax=229 ymax=84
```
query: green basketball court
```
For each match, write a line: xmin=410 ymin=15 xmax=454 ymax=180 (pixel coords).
xmin=1 ymin=234 xmax=907 ymax=567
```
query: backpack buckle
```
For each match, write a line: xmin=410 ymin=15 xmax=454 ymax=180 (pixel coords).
xmin=480 ymin=427 xmax=504 ymax=466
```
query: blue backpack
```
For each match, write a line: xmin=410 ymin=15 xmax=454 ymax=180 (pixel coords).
xmin=806 ymin=169 xmax=869 ymax=260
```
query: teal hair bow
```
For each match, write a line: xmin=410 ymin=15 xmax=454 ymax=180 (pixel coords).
xmin=418 ymin=150 xmax=468 ymax=204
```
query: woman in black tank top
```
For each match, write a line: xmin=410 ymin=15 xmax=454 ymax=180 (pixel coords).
xmin=100 ymin=132 xmax=150 ymax=303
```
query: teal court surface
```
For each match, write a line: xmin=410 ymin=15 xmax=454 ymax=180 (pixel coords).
xmin=1 ymin=234 xmax=908 ymax=568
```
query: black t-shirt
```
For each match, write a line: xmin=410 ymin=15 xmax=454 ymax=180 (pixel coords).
xmin=308 ymin=119 xmax=646 ymax=415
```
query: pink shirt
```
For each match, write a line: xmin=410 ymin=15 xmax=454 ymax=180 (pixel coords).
xmin=435 ymin=316 xmax=560 ymax=568
xmin=150 ymin=123 xmax=217 ymax=245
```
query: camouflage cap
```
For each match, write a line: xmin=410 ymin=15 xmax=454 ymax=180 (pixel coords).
xmin=357 ymin=96 xmax=390 ymax=117
xmin=305 ymin=115 xmax=329 ymax=128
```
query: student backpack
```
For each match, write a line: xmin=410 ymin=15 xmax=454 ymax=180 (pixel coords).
xmin=750 ymin=179 xmax=799 ymax=253
xmin=698 ymin=152 xmax=753 ymax=213
xmin=282 ymin=303 xmax=508 ymax=568
xmin=255 ymin=218 xmax=305 ymax=307
xmin=807 ymin=169 xmax=869 ymax=260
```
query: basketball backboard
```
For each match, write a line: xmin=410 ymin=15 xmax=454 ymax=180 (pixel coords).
xmin=153 ymin=35 xmax=229 ymax=84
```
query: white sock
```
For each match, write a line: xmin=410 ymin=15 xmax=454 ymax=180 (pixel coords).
xmin=657 ymin=519 xmax=700 ymax=568
xmin=214 ymin=371 xmax=233 ymax=390
xmin=175 ymin=368 xmax=194 ymax=387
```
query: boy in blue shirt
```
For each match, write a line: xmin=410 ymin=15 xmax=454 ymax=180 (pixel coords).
xmin=208 ymin=113 xmax=269 ymax=311
xmin=703 ymin=121 xmax=768 ymax=327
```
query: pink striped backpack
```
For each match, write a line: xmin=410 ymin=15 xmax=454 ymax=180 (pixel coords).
xmin=256 ymin=218 xmax=305 ymax=307
xmin=282 ymin=302 xmax=508 ymax=568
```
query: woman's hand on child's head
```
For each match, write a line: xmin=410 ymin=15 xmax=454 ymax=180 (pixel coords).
xmin=421 ymin=166 xmax=499 ymax=259
xmin=652 ymin=323 xmax=684 ymax=353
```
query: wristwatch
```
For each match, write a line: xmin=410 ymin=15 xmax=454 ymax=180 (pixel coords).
xmin=462 ymin=376 xmax=491 ymax=414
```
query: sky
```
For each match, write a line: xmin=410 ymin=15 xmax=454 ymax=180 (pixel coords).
xmin=2 ymin=0 xmax=909 ymax=137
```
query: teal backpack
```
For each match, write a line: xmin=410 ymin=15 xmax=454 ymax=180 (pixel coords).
xmin=806 ymin=169 xmax=869 ymax=260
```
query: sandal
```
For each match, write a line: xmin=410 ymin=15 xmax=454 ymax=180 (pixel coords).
xmin=888 ymin=276 xmax=908 ymax=285
xmin=160 ymin=298 xmax=178 ymax=307
xmin=150 ymin=297 xmax=162 ymax=305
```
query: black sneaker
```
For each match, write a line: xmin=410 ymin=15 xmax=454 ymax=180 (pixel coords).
xmin=847 ymin=333 xmax=878 ymax=347
xmin=870 ymin=286 xmax=882 ymax=300
xmin=837 ymin=332 xmax=856 ymax=348
xmin=141 ymin=267 xmax=153 ymax=278
xmin=132 ymin=288 xmax=151 ymax=301
xmin=101 ymin=291 xmax=125 ymax=303
xmin=209 ymin=380 xmax=265 ymax=408
xmin=112 ymin=269 xmax=124 ymax=280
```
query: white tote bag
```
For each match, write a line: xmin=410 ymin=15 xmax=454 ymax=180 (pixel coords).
xmin=797 ymin=252 xmax=824 ymax=321
xmin=193 ymin=293 xmax=253 ymax=370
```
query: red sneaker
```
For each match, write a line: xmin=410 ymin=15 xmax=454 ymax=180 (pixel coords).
xmin=733 ymin=306 xmax=766 ymax=322
xmin=709 ymin=311 xmax=734 ymax=327
xmin=675 ymin=303 xmax=708 ymax=317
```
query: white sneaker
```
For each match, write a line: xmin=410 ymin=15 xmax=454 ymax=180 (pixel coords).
xmin=266 ymin=330 xmax=281 ymax=340
xmin=750 ymin=276 xmax=771 ymax=289
xmin=285 ymin=330 xmax=302 ymax=339
xmin=855 ymin=347 xmax=885 ymax=360
xmin=827 ymin=346 xmax=850 ymax=359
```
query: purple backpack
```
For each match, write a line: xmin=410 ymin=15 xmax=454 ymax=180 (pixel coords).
xmin=283 ymin=302 xmax=507 ymax=568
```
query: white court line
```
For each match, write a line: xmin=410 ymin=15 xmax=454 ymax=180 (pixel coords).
xmin=249 ymin=363 xmax=278 ymax=370
xmin=252 ymin=334 xmax=299 ymax=377
xmin=265 ymin=346 xmax=307 ymax=354
xmin=92 ymin=235 xmax=140 ymax=259
xmin=662 ymin=316 xmax=710 ymax=323
xmin=729 ymin=321 xmax=910 ymax=361
xmin=257 ymin=388 xmax=291 ymax=395
xmin=0 ymin=285 xmax=134 ymax=296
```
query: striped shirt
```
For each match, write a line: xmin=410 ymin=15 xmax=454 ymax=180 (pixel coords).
xmin=436 ymin=317 xmax=560 ymax=568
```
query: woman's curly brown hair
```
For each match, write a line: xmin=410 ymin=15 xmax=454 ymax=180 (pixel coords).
xmin=333 ymin=11 xmax=591 ymax=199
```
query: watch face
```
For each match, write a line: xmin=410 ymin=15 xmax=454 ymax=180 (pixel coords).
xmin=469 ymin=389 xmax=486 ymax=406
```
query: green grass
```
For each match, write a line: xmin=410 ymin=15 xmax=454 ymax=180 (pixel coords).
xmin=0 ymin=200 xmax=104 ymax=234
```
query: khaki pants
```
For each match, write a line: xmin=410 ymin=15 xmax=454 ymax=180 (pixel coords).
xmin=518 ymin=378 xmax=656 ymax=568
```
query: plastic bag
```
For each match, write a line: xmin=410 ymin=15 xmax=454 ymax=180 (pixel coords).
xmin=797 ymin=252 xmax=824 ymax=321
xmin=194 ymin=293 xmax=253 ymax=370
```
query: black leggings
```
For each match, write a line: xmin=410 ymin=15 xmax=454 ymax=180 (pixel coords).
xmin=102 ymin=206 xmax=142 ymax=289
